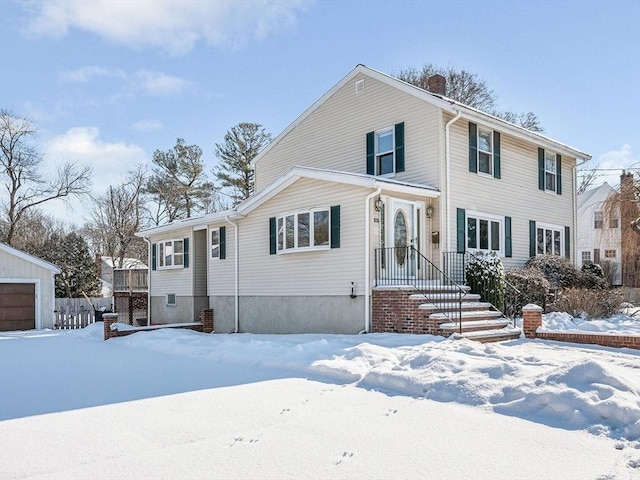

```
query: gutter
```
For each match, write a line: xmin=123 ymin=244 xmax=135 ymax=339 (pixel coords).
xmin=445 ymin=110 xmax=463 ymax=252
xmin=363 ymin=185 xmax=382 ymax=334
xmin=225 ymin=216 xmax=240 ymax=333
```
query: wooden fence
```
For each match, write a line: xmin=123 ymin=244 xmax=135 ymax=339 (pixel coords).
xmin=54 ymin=298 xmax=113 ymax=330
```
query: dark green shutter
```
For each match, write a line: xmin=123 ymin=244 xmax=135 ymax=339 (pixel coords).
xmin=219 ymin=226 xmax=226 ymax=260
xmin=538 ymin=148 xmax=545 ymax=190
xmin=564 ymin=226 xmax=570 ymax=259
xmin=468 ymin=123 xmax=478 ymax=173
xmin=456 ymin=208 xmax=466 ymax=253
xmin=366 ymin=131 xmax=375 ymax=175
xmin=151 ymin=243 xmax=157 ymax=270
xmin=529 ymin=221 xmax=536 ymax=257
xmin=556 ymin=154 xmax=562 ymax=195
xmin=493 ymin=131 xmax=501 ymax=179
xmin=330 ymin=205 xmax=341 ymax=249
xmin=183 ymin=238 xmax=189 ymax=268
xmin=505 ymin=216 xmax=512 ymax=257
xmin=269 ymin=217 xmax=277 ymax=255
xmin=394 ymin=122 xmax=405 ymax=173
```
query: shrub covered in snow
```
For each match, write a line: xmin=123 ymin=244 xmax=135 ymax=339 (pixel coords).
xmin=504 ymin=267 xmax=550 ymax=316
xmin=524 ymin=254 xmax=582 ymax=289
xmin=578 ymin=262 xmax=608 ymax=290
xmin=466 ymin=252 xmax=505 ymax=310
xmin=552 ymin=288 xmax=623 ymax=319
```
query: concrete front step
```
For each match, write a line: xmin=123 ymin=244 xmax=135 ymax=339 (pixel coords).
xmin=439 ymin=318 xmax=511 ymax=332
xmin=429 ymin=310 xmax=503 ymax=322
xmin=451 ymin=327 xmax=522 ymax=343
xmin=418 ymin=301 xmax=493 ymax=313
xmin=414 ymin=293 xmax=481 ymax=304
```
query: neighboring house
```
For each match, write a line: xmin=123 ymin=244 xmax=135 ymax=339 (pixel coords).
xmin=96 ymin=255 xmax=148 ymax=298
xmin=0 ymin=242 xmax=60 ymax=331
xmin=577 ymin=182 xmax=622 ymax=285
xmin=136 ymin=65 xmax=590 ymax=336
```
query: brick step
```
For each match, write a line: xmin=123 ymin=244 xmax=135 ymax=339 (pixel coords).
xmin=451 ymin=327 xmax=522 ymax=343
xmin=430 ymin=310 xmax=504 ymax=322
xmin=417 ymin=301 xmax=493 ymax=313
xmin=439 ymin=318 xmax=511 ymax=332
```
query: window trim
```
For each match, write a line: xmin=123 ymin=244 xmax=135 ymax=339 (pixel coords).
xmin=375 ymin=127 xmax=395 ymax=177
xmin=544 ymin=150 xmax=557 ymax=193
xmin=535 ymin=222 xmax=564 ymax=256
xmin=157 ymin=239 xmax=184 ymax=269
xmin=465 ymin=210 xmax=505 ymax=257
xmin=604 ymin=249 xmax=617 ymax=259
xmin=593 ymin=211 xmax=603 ymax=229
xmin=476 ymin=127 xmax=494 ymax=177
xmin=276 ymin=207 xmax=331 ymax=254
xmin=581 ymin=251 xmax=591 ymax=264
xmin=210 ymin=227 xmax=221 ymax=259
xmin=166 ymin=293 xmax=177 ymax=307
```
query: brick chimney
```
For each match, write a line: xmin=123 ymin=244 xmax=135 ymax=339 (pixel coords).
xmin=427 ymin=74 xmax=446 ymax=96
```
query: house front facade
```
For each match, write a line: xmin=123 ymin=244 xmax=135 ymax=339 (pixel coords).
xmin=137 ymin=65 xmax=590 ymax=335
xmin=577 ymin=182 xmax=622 ymax=285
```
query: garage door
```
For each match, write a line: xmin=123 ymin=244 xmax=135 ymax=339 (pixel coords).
xmin=0 ymin=283 xmax=36 ymax=331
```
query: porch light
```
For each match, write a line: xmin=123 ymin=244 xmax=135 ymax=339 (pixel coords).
xmin=426 ymin=206 xmax=433 ymax=218
xmin=374 ymin=195 xmax=384 ymax=212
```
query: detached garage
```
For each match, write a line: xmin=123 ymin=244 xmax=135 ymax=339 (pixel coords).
xmin=0 ymin=242 xmax=60 ymax=331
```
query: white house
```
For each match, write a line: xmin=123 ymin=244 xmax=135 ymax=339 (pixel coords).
xmin=0 ymin=242 xmax=60 ymax=331
xmin=577 ymin=182 xmax=622 ymax=285
xmin=136 ymin=65 xmax=590 ymax=337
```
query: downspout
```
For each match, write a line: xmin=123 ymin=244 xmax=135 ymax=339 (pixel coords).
xmin=142 ymin=237 xmax=151 ymax=326
xmin=225 ymin=216 xmax=240 ymax=333
xmin=445 ymin=110 xmax=463 ymax=252
xmin=363 ymin=185 xmax=382 ymax=334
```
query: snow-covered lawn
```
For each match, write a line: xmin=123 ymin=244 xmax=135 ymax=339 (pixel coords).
xmin=1 ymin=319 xmax=639 ymax=479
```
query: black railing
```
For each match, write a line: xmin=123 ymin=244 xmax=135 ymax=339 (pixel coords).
xmin=443 ymin=251 xmax=521 ymax=326
xmin=374 ymin=246 xmax=466 ymax=331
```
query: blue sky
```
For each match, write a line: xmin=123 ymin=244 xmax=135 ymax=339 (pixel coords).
xmin=1 ymin=0 xmax=639 ymax=222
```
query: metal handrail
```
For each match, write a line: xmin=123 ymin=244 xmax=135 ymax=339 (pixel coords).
xmin=375 ymin=246 xmax=466 ymax=333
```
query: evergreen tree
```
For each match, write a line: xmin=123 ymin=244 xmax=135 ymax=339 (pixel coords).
xmin=214 ymin=123 xmax=271 ymax=205
xmin=43 ymin=232 xmax=100 ymax=298
xmin=147 ymin=138 xmax=214 ymax=223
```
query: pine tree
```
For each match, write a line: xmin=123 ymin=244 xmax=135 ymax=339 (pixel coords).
xmin=214 ymin=123 xmax=271 ymax=205
xmin=43 ymin=232 xmax=100 ymax=298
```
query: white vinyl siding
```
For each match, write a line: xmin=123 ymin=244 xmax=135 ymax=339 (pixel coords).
xmin=254 ymin=73 xmax=442 ymax=191
xmin=208 ymin=223 xmax=235 ymax=296
xmin=149 ymin=228 xmax=192 ymax=296
xmin=239 ymin=178 xmax=365 ymax=296
xmin=446 ymin=116 xmax=575 ymax=269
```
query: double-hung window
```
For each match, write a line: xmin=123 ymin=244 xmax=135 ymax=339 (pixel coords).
xmin=466 ymin=211 xmax=503 ymax=255
xmin=158 ymin=239 xmax=184 ymax=268
xmin=581 ymin=251 xmax=591 ymax=263
xmin=366 ymin=123 xmax=405 ymax=176
xmin=276 ymin=208 xmax=330 ymax=253
xmin=477 ymin=128 xmax=493 ymax=175
xmin=538 ymin=148 xmax=562 ymax=194
xmin=593 ymin=211 xmax=603 ymax=229
xmin=468 ymin=122 xmax=500 ymax=179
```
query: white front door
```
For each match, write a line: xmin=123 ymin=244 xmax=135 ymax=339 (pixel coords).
xmin=388 ymin=199 xmax=417 ymax=279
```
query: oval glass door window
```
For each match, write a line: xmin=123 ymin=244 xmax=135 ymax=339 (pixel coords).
xmin=394 ymin=210 xmax=407 ymax=266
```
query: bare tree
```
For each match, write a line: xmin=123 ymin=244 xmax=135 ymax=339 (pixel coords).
xmin=0 ymin=110 xmax=91 ymax=245
xmin=0 ymin=208 xmax=66 ymax=254
xmin=396 ymin=65 xmax=543 ymax=132
xmin=214 ymin=122 xmax=271 ymax=206
xmin=146 ymin=138 xmax=214 ymax=224
xmin=84 ymin=166 xmax=148 ymax=267
xmin=577 ymin=164 xmax=602 ymax=195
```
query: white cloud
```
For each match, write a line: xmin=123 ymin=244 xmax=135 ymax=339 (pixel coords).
xmin=135 ymin=70 xmax=190 ymax=96
xmin=589 ymin=144 xmax=639 ymax=188
xmin=25 ymin=0 xmax=311 ymax=55
xmin=59 ymin=65 xmax=126 ymax=83
xmin=45 ymin=126 xmax=149 ymax=189
xmin=132 ymin=120 xmax=163 ymax=132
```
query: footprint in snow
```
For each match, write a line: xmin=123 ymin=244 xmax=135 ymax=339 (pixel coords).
xmin=229 ymin=436 xmax=260 ymax=446
xmin=280 ymin=408 xmax=290 ymax=414
xmin=383 ymin=409 xmax=398 ymax=416
xmin=335 ymin=451 xmax=354 ymax=465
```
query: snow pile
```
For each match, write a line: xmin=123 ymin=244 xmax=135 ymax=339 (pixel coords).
xmin=542 ymin=311 xmax=640 ymax=335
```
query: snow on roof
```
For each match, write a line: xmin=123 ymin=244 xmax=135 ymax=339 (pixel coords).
xmin=100 ymin=256 xmax=147 ymax=269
